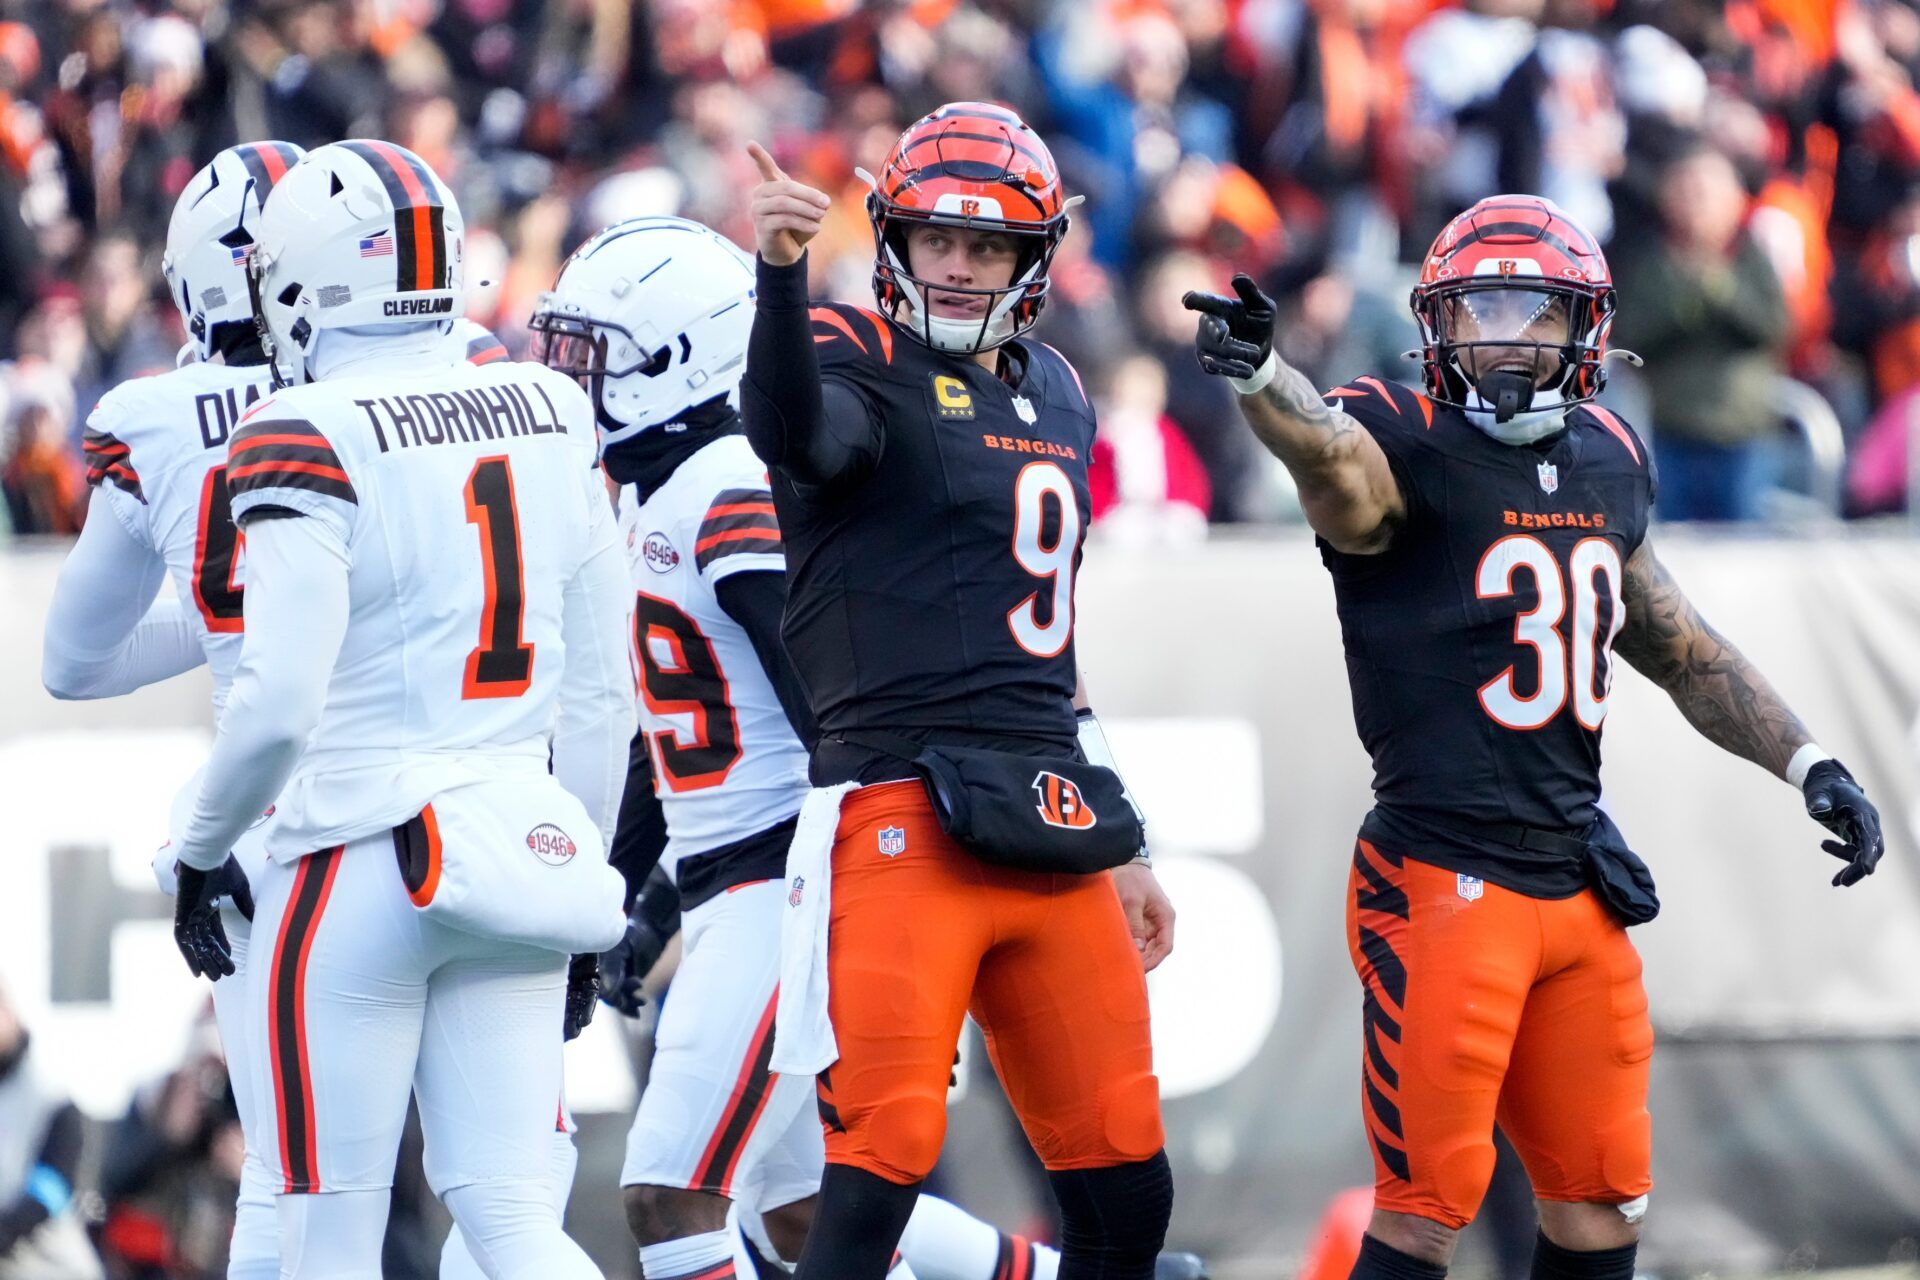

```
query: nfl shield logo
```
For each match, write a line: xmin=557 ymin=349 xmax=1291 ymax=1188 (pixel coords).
xmin=1457 ymin=874 xmax=1484 ymax=902
xmin=1011 ymin=394 xmax=1037 ymax=425
xmin=1537 ymin=461 xmax=1559 ymax=495
xmin=878 ymin=826 xmax=907 ymax=857
xmin=788 ymin=875 xmax=805 ymax=906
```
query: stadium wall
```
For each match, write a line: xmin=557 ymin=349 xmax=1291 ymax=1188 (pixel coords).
xmin=6 ymin=535 xmax=1918 ymax=1271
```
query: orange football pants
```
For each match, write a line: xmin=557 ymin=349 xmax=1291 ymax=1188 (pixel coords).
xmin=817 ymin=781 xmax=1165 ymax=1184
xmin=1346 ymin=839 xmax=1653 ymax=1230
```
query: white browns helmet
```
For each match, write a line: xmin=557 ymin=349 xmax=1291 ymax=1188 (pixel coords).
xmin=529 ymin=216 xmax=755 ymax=452
xmin=163 ymin=141 xmax=305 ymax=362
xmin=247 ymin=139 xmax=465 ymax=384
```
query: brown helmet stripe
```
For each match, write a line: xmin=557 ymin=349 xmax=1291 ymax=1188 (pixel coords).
xmin=233 ymin=142 xmax=299 ymax=198
xmin=338 ymin=141 xmax=446 ymax=293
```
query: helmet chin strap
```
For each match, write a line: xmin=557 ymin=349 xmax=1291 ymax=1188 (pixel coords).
xmin=1462 ymin=371 xmax=1569 ymax=445
xmin=900 ymin=297 xmax=1017 ymax=352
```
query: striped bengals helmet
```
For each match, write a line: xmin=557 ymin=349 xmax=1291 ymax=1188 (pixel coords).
xmin=247 ymin=140 xmax=465 ymax=384
xmin=163 ymin=142 xmax=305 ymax=363
xmin=1410 ymin=195 xmax=1617 ymax=416
xmin=862 ymin=102 xmax=1077 ymax=354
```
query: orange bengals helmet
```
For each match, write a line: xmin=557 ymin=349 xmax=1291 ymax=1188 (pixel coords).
xmin=860 ymin=101 xmax=1077 ymax=355
xmin=1410 ymin=195 xmax=1620 ymax=422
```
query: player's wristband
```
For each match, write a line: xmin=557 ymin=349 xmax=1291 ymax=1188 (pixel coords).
xmin=1787 ymin=743 xmax=1833 ymax=790
xmin=1229 ymin=350 xmax=1279 ymax=396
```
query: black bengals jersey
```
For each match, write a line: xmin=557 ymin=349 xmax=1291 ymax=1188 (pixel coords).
xmin=1320 ymin=378 xmax=1657 ymax=897
xmin=747 ymin=288 xmax=1095 ymax=786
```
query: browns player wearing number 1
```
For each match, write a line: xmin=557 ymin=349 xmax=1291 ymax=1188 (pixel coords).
xmin=158 ymin=141 xmax=633 ymax=1279
xmin=742 ymin=104 xmax=1193 ymax=1280
xmin=1186 ymin=196 xmax=1885 ymax=1280
xmin=40 ymin=142 xmax=542 ymax=1280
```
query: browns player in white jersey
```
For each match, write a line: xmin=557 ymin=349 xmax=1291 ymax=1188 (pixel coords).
xmin=38 ymin=140 xmax=572 ymax=1280
xmin=160 ymin=141 xmax=631 ymax=1280
xmin=43 ymin=139 xmax=302 ymax=1280
xmin=534 ymin=216 xmax=1131 ymax=1280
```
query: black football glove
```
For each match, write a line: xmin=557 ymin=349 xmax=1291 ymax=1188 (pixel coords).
xmin=563 ymin=953 xmax=599 ymax=1041
xmin=1181 ymin=273 xmax=1277 ymax=381
xmin=599 ymin=865 xmax=681 ymax=1018
xmin=1803 ymin=759 xmax=1884 ymax=887
xmin=173 ymin=855 xmax=255 ymax=980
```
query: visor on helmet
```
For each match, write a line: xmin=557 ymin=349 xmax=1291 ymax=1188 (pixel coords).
xmin=1440 ymin=286 xmax=1572 ymax=347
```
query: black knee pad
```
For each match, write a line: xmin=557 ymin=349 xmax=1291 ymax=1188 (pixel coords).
xmin=1048 ymin=1150 xmax=1174 ymax=1280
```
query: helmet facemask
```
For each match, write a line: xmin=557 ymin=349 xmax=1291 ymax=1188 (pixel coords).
xmin=871 ymin=201 xmax=1064 ymax=355
xmin=529 ymin=304 xmax=693 ymax=445
xmin=244 ymin=242 xmax=302 ymax=389
xmin=1413 ymin=278 xmax=1616 ymax=423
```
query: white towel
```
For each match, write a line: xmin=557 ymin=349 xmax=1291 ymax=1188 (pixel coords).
xmin=772 ymin=782 xmax=856 ymax=1075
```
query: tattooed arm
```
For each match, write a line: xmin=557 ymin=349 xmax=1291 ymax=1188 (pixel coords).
xmin=1235 ymin=361 xmax=1407 ymax=554
xmin=1184 ymin=274 xmax=1404 ymax=554
xmin=1612 ymin=538 xmax=1812 ymax=778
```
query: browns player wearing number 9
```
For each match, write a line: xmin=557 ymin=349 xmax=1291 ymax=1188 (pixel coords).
xmin=1186 ymin=196 xmax=1886 ymax=1280
xmin=741 ymin=105 xmax=1187 ymax=1280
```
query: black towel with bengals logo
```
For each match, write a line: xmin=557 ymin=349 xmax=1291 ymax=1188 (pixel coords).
xmin=745 ymin=269 xmax=1099 ymax=787
xmin=1318 ymin=377 xmax=1657 ymax=897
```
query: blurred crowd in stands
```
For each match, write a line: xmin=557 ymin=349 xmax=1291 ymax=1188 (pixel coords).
xmin=3 ymin=0 xmax=1920 ymax=536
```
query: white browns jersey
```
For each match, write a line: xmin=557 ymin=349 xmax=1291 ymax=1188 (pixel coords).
xmin=79 ymin=322 xmax=513 ymax=713
xmin=227 ymin=352 xmax=622 ymax=858
xmin=83 ymin=360 xmax=276 ymax=710
xmin=623 ymin=434 xmax=809 ymax=876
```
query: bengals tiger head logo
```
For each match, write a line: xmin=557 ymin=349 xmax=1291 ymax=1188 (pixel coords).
xmin=1032 ymin=771 xmax=1097 ymax=829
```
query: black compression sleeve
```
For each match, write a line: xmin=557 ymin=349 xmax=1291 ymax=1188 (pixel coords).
xmin=35 ymin=1103 xmax=82 ymax=1189
xmin=715 ymin=568 xmax=820 ymax=750
xmin=608 ymin=729 xmax=668 ymax=909
xmin=742 ymin=253 xmax=882 ymax=487
xmin=632 ymin=863 xmax=682 ymax=942
xmin=0 ymin=1103 xmax=83 ymax=1253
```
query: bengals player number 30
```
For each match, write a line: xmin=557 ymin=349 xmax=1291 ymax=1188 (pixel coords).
xmin=1186 ymin=198 xmax=1884 ymax=1280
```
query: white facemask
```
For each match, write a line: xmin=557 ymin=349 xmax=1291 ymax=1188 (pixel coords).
xmin=897 ymin=295 xmax=1020 ymax=353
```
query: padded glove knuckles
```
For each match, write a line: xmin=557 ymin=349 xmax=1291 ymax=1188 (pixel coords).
xmin=1182 ymin=273 xmax=1277 ymax=380
xmin=1803 ymin=759 xmax=1884 ymax=887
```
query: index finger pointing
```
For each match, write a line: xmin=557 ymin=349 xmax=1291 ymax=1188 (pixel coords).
xmin=1182 ymin=290 xmax=1234 ymax=317
xmin=746 ymin=140 xmax=785 ymax=184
